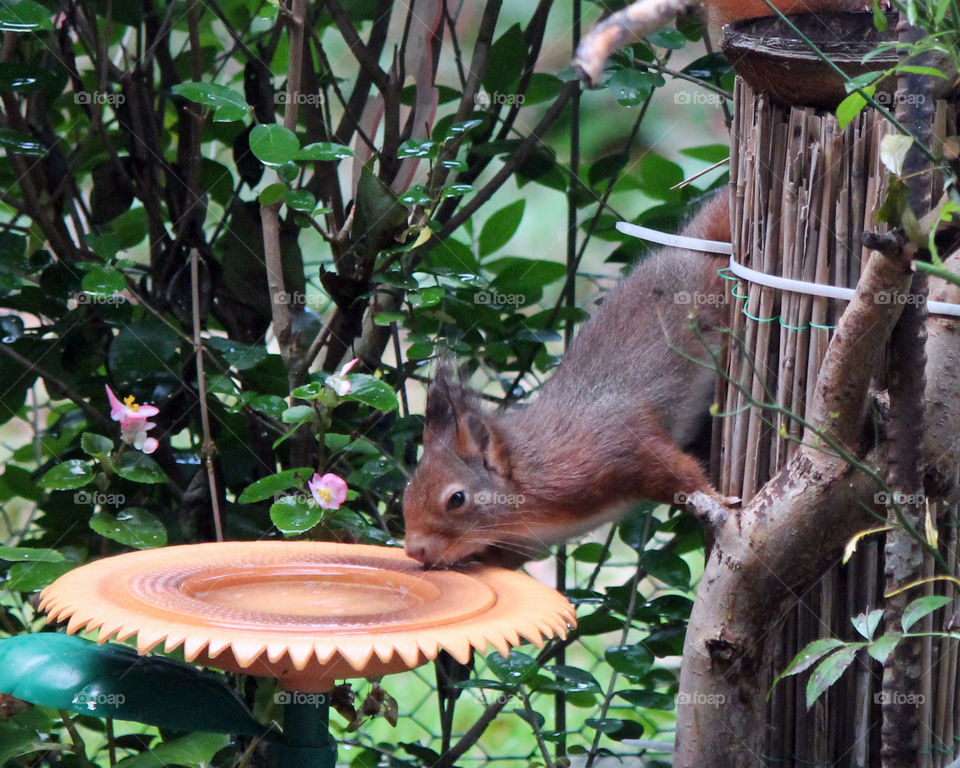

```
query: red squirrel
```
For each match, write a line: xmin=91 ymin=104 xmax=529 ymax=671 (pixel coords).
xmin=403 ymin=191 xmax=732 ymax=568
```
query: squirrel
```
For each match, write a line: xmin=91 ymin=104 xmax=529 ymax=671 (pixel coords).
xmin=403 ymin=190 xmax=733 ymax=569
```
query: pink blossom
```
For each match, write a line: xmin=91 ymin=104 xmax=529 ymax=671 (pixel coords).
xmin=105 ymin=385 xmax=160 ymax=454
xmin=327 ymin=357 xmax=359 ymax=396
xmin=308 ymin=472 xmax=348 ymax=510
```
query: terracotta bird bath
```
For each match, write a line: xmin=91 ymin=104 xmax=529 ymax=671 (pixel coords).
xmin=28 ymin=541 xmax=575 ymax=766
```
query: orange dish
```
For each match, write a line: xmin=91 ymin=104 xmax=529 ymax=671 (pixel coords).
xmin=39 ymin=542 xmax=576 ymax=691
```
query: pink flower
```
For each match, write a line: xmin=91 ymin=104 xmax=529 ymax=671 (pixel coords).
xmin=308 ymin=472 xmax=348 ymax=510
xmin=327 ymin=357 xmax=359 ymax=397
xmin=105 ymin=385 xmax=160 ymax=454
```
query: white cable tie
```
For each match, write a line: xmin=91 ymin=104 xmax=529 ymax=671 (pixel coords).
xmin=727 ymin=258 xmax=855 ymax=301
xmin=615 ymin=221 xmax=733 ymax=255
xmin=728 ymin=258 xmax=960 ymax=317
xmin=617 ymin=219 xmax=960 ymax=318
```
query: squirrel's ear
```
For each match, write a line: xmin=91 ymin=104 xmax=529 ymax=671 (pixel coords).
xmin=456 ymin=412 xmax=512 ymax=478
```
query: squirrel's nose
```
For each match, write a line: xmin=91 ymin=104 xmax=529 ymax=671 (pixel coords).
xmin=404 ymin=534 xmax=429 ymax=564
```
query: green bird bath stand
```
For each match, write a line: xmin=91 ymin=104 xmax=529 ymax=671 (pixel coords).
xmin=0 ymin=541 xmax=575 ymax=767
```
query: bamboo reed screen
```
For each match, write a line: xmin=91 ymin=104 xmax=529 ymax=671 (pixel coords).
xmin=719 ymin=77 xmax=959 ymax=767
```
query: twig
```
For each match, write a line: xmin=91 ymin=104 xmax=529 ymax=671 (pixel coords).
xmin=323 ymin=0 xmax=390 ymax=92
xmin=283 ymin=0 xmax=307 ymax=133
xmin=585 ymin=522 xmax=649 ymax=768
xmin=191 ymin=248 xmax=223 ymax=542
xmin=0 ymin=343 xmax=104 ymax=427
xmin=520 ymin=685 xmax=555 ymax=768
xmin=436 ymin=81 xmax=577 ymax=240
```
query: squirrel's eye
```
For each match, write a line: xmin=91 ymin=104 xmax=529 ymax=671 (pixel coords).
xmin=446 ymin=490 xmax=467 ymax=511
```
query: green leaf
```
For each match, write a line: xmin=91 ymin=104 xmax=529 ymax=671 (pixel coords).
xmin=901 ymin=594 xmax=952 ymax=632
xmin=249 ymin=124 xmax=300 ymax=165
xmin=408 ymin=286 xmax=444 ymax=309
xmin=281 ymin=405 xmax=315 ymax=424
xmin=0 ymin=1 xmax=52 ymax=32
xmin=344 ymin=374 xmax=399 ymax=411
xmin=259 ymin=182 xmax=287 ymax=206
xmin=615 ymin=689 xmax=675 ymax=710
xmin=836 ymin=90 xmax=869 ymax=130
xmin=0 ymin=127 xmax=45 ymax=156
xmin=289 ymin=381 xmax=327 ymax=400
xmin=541 ymin=665 xmax=602 ymax=694
xmin=171 ymin=82 xmax=248 ymax=122
xmin=90 ymin=508 xmax=167 ymax=549
xmin=486 ymin=650 xmax=539 ymax=684
xmin=806 ymin=646 xmax=860 ymax=709
xmin=397 ymin=139 xmax=437 ymax=159
xmin=115 ymin=452 xmax=166 ymax=484
xmin=295 ymin=141 xmax=356 ymax=161
xmin=479 ymin=200 xmax=525 ymax=258
xmin=777 ymin=638 xmax=847 ymax=679
xmin=572 ymin=542 xmax=610 ymax=563
xmin=81 ymin=432 xmax=114 ymax=458
xmin=606 ymin=67 xmax=656 ymax=107
xmin=374 ymin=311 xmax=405 ymax=326
xmin=0 ymin=546 xmax=64 ymax=563
xmin=206 ymin=337 xmax=268 ymax=371
xmin=488 ymin=257 xmax=566 ymax=299
xmin=81 ymin=266 xmax=126 ymax=297
xmin=585 ymin=717 xmax=644 ymax=740
xmin=0 ymin=634 xmax=266 ymax=736
xmin=680 ymin=144 xmax=730 ymax=163
xmin=115 ymin=733 xmax=230 ymax=768
xmin=604 ymin=644 xmax=653 ymax=678
xmin=399 ymin=184 xmax=433 ymax=206
xmin=483 ymin=24 xmax=526 ymax=95
xmin=39 ymin=459 xmax=94 ymax=491
xmin=5 ymin=561 xmax=73 ymax=591
xmin=238 ymin=468 xmax=314 ymax=503
xmin=851 ymin=608 xmax=883 ymax=640
xmin=270 ymin=495 xmax=323 ymax=534
xmin=867 ymin=632 xmax=900 ymax=664
xmin=285 ymin=189 xmax=316 ymax=212
xmin=642 ymin=549 xmax=691 ymax=588
xmin=442 ymin=184 xmax=473 ymax=198
xmin=523 ymin=73 xmax=564 ymax=105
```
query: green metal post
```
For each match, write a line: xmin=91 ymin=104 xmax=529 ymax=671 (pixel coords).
xmin=275 ymin=693 xmax=338 ymax=768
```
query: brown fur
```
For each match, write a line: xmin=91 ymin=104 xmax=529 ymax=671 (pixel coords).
xmin=403 ymin=191 xmax=732 ymax=568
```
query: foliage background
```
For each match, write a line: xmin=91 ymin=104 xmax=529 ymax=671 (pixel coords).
xmin=0 ymin=0 xmax=735 ymax=765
